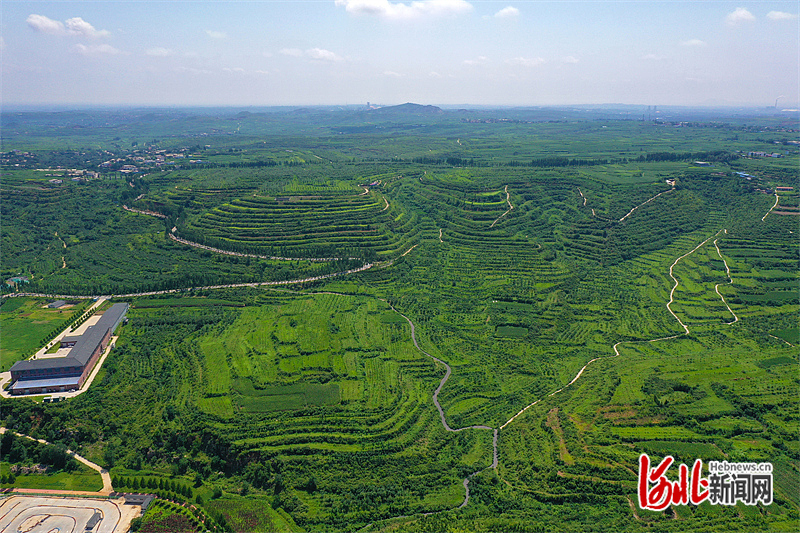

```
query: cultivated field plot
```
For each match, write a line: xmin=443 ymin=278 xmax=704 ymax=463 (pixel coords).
xmin=0 ymin=496 xmax=137 ymax=533
xmin=2 ymin=110 xmax=798 ymax=532
xmin=159 ymin=185 xmax=419 ymax=260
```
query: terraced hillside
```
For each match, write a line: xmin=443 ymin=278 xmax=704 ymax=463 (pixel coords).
xmin=174 ymin=186 xmax=418 ymax=260
xmin=3 ymin=112 xmax=798 ymax=533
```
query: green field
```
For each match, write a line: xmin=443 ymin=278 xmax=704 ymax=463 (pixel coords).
xmin=1 ymin=108 xmax=798 ymax=533
xmin=0 ymin=297 xmax=90 ymax=371
xmin=0 ymin=461 xmax=103 ymax=492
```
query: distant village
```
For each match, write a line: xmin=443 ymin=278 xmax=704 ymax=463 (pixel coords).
xmin=2 ymin=145 xmax=208 ymax=178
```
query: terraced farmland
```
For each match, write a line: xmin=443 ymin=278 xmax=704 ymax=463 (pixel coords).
xmin=177 ymin=187 xmax=419 ymax=259
xmin=3 ymin=111 xmax=798 ymax=533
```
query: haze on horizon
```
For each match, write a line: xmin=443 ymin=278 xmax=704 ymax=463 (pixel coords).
xmin=2 ymin=1 xmax=798 ymax=108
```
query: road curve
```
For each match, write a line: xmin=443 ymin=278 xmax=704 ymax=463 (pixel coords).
xmin=761 ymin=193 xmax=779 ymax=221
xmin=382 ymin=302 xmax=496 ymax=509
xmin=501 ymin=229 xmax=728 ymax=431
xmin=0 ymin=427 xmax=113 ymax=494
xmin=713 ymin=233 xmax=739 ymax=324
xmin=666 ymin=229 xmax=725 ymax=334
xmin=489 ymin=185 xmax=514 ymax=228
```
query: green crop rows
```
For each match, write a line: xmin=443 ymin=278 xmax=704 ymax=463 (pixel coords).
xmin=1 ymin=109 xmax=798 ymax=532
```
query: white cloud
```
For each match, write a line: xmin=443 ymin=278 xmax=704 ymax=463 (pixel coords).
xmin=146 ymin=47 xmax=172 ymax=57
xmin=27 ymin=14 xmax=110 ymax=38
xmin=223 ymin=67 xmax=246 ymax=73
xmin=176 ymin=66 xmax=213 ymax=75
xmin=383 ymin=70 xmax=402 ymax=77
xmin=463 ymin=55 xmax=488 ymax=65
xmin=281 ymin=48 xmax=344 ymax=61
xmin=767 ymin=11 xmax=797 ymax=21
xmin=642 ymin=53 xmax=664 ymax=60
xmin=681 ymin=38 xmax=706 ymax=47
xmin=562 ymin=56 xmax=579 ymax=64
xmin=334 ymin=0 xmax=473 ymax=21
xmin=307 ymin=48 xmax=343 ymax=61
xmin=429 ymin=71 xmax=442 ymax=78
xmin=206 ymin=30 xmax=227 ymax=39
xmin=75 ymin=43 xmax=121 ymax=56
xmin=506 ymin=56 xmax=545 ymax=67
xmin=65 ymin=17 xmax=110 ymax=38
xmin=725 ymin=7 xmax=755 ymax=26
xmin=494 ymin=6 xmax=519 ymax=19
xmin=27 ymin=14 xmax=66 ymax=35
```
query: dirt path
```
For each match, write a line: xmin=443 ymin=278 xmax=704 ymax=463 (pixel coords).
xmin=619 ymin=184 xmax=675 ymax=222
xmin=55 ymin=232 xmax=67 ymax=268
xmin=122 ymin=204 xmax=167 ymax=218
xmin=400 ymin=244 xmax=418 ymax=257
xmin=489 ymin=185 xmax=513 ymax=228
xmin=500 ymin=229 xmax=727 ymax=430
xmin=0 ymin=428 xmax=113 ymax=495
xmin=5 ymin=244 xmax=427 ymax=302
xmin=577 ymin=187 xmax=600 ymax=218
xmin=167 ymin=231 xmax=356 ymax=263
xmin=386 ymin=304 xmax=496 ymax=507
xmin=666 ymin=230 xmax=725 ymax=334
xmin=768 ymin=334 xmax=794 ymax=347
xmin=761 ymin=193 xmax=779 ymax=221
xmin=382 ymin=196 xmax=389 ymax=211
xmin=494 ymin=230 xmax=733 ymax=518
xmin=713 ymin=232 xmax=738 ymax=324
xmin=439 ymin=228 xmax=443 ymax=243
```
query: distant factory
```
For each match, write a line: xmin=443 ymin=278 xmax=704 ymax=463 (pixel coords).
xmin=9 ymin=303 xmax=129 ymax=395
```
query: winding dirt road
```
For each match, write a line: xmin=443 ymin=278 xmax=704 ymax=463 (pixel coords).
xmin=489 ymin=185 xmax=513 ymax=228
xmin=713 ymin=232 xmax=738 ymax=324
xmin=619 ymin=184 xmax=675 ymax=222
xmin=501 ymin=228 xmax=733 ymax=433
xmin=761 ymin=193 xmax=779 ymax=221
xmin=385 ymin=303 xmax=496 ymax=508
xmin=0 ymin=428 xmax=113 ymax=495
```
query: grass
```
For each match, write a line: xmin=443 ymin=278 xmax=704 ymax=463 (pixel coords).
xmin=0 ymin=297 xmax=90 ymax=371
xmin=0 ymin=462 xmax=103 ymax=492
xmin=495 ymin=325 xmax=529 ymax=337
xmin=770 ymin=327 xmax=799 ymax=344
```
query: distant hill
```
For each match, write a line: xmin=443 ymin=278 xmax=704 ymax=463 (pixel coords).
xmin=368 ymin=103 xmax=444 ymax=116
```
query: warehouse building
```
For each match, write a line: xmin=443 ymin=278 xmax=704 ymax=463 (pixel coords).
xmin=9 ymin=303 xmax=129 ymax=395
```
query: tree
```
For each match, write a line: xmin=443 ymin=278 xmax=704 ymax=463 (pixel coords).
xmin=8 ymin=439 xmax=27 ymax=463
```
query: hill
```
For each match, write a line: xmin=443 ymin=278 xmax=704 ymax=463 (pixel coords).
xmin=368 ymin=102 xmax=444 ymax=116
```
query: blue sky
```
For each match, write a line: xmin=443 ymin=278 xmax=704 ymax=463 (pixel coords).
xmin=2 ymin=1 xmax=798 ymax=107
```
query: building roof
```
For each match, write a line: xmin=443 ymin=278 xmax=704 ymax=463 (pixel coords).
xmin=10 ymin=303 xmax=128 ymax=375
xmin=48 ymin=300 xmax=67 ymax=308
xmin=11 ymin=357 xmax=84 ymax=373
xmin=10 ymin=376 xmax=81 ymax=391
xmin=124 ymin=493 xmax=155 ymax=510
